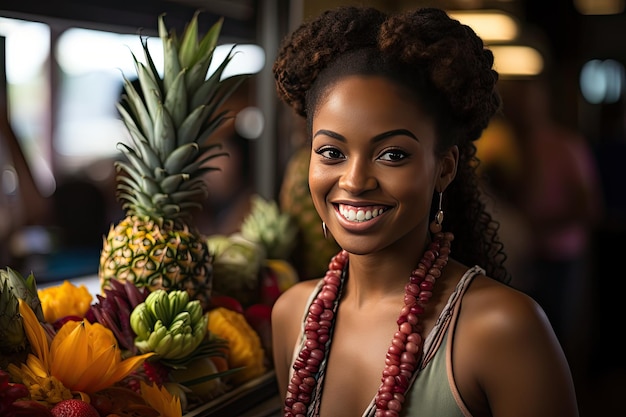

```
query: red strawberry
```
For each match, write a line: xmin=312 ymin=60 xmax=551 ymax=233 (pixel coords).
xmin=50 ymin=399 xmax=99 ymax=417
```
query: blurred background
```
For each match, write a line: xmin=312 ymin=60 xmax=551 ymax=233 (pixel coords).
xmin=0 ymin=0 xmax=624 ymax=414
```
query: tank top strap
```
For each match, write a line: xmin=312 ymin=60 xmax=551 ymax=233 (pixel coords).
xmin=421 ymin=265 xmax=485 ymax=366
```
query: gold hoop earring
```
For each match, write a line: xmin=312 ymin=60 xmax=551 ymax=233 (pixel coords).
xmin=322 ymin=221 xmax=328 ymax=239
xmin=430 ymin=191 xmax=444 ymax=234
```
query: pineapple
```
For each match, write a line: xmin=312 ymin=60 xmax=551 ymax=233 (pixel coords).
xmin=240 ymin=194 xmax=297 ymax=260
xmin=279 ymin=147 xmax=341 ymax=280
xmin=99 ymin=12 xmax=248 ymax=310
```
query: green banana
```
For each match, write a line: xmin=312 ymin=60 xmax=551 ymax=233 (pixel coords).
xmin=130 ymin=289 xmax=208 ymax=361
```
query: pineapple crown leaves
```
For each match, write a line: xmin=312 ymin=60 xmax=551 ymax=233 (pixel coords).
xmin=240 ymin=194 xmax=298 ymax=260
xmin=114 ymin=11 xmax=250 ymax=221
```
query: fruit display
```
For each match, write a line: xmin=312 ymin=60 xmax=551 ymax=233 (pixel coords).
xmin=0 ymin=11 xmax=299 ymax=417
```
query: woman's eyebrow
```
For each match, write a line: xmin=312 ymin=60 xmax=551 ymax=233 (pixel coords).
xmin=312 ymin=128 xmax=418 ymax=142
xmin=313 ymin=129 xmax=345 ymax=141
xmin=372 ymin=129 xmax=419 ymax=142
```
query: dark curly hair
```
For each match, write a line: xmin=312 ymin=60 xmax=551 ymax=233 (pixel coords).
xmin=273 ymin=6 xmax=511 ymax=283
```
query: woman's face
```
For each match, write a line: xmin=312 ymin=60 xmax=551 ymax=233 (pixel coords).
xmin=309 ymin=75 xmax=451 ymax=255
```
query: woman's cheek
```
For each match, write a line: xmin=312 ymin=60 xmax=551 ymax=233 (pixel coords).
xmin=309 ymin=163 xmax=334 ymax=209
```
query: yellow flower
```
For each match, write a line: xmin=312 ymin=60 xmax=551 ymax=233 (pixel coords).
xmin=141 ymin=380 xmax=182 ymax=417
xmin=50 ymin=319 xmax=154 ymax=393
xmin=11 ymin=299 xmax=154 ymax=398
xmin=7 ymin=361 xmax=73 ymax=404
xmin=38 ymin=280 xmax=93 ymax=323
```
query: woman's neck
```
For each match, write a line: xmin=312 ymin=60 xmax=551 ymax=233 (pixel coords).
xmin=342 ymin=237 xmax=432 ymax=307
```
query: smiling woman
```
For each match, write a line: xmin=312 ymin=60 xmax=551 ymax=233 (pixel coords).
xmin=270 ymin=5 xmax=580 ymax=417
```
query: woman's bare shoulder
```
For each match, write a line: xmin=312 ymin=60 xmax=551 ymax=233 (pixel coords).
xmin=272 ymin=278 xmax=323 ymax=323
xmin=455 ymin=273 xmax=578 ymax=416
xmin=462 ymin=274 xmax=550 ymax=339
xmin=444 ymin=262 xmax=548 ymax=340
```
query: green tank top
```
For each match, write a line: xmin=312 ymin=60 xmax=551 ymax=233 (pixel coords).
xmin=402 ymin=331 xmax=467 ymax=416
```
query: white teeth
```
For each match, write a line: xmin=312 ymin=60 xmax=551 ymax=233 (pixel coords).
xmin=339 ymin=205 xmax=385 ymax=223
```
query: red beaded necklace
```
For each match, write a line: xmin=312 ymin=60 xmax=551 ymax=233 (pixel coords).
xmin=283 ymin=230 xmax=453 ymax=417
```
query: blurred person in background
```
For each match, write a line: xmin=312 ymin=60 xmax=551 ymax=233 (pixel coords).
xmin=0 ymin=102 xmax=51 ymax=268
xmin=1 ymin=37 xmax=51 ymax=265
xmin=498 ymin=78 xmax=603 ymax=377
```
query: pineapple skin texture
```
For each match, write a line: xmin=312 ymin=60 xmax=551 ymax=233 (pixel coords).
xmin=99 ymin=216 xmax=213 ymax=310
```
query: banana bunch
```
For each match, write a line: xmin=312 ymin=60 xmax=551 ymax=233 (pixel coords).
xmin=130 ymin=289 xmax=208 ymax=360
xmin=0 ymin=267 xmax=44 ymax=354
xmin=240 ymin=194 xmax=298 ymax=260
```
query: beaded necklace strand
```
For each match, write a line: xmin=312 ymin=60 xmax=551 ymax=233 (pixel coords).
xmin=284 ymin=230 xmax=453 ymax=417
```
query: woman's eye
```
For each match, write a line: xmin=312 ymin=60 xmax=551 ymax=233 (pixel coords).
xmin=378 ymin=149 xmax=408 ymax=162
xmin=315 ymin=147 xmax=344 ymax=160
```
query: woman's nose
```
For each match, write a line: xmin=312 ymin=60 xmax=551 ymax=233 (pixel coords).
xmin=337 ymin=158 xmax=378 ymax=194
